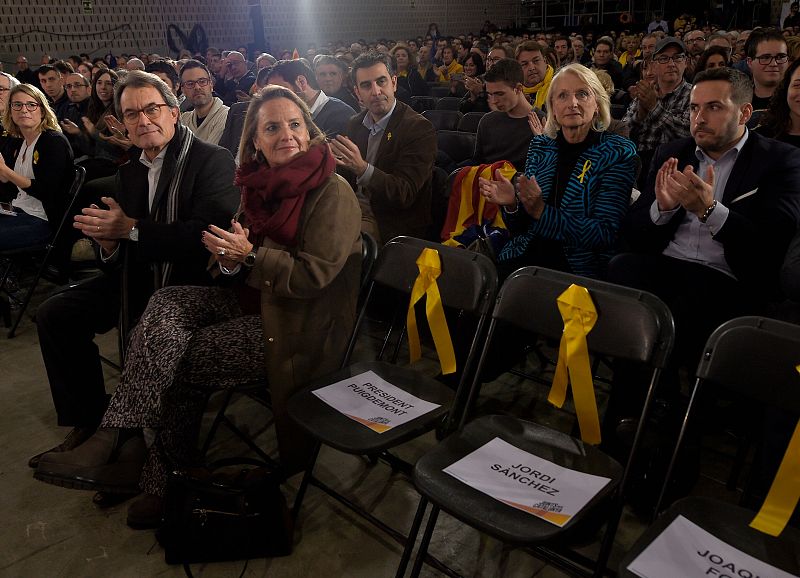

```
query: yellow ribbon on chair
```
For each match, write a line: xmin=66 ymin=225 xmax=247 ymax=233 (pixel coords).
xmin=749 ymin=364 xmax=800 ymax=536
xmin=407 ymin=248 xmax=457 ymax=375
xmin=547 ymin=284 xmax=601 ymax=445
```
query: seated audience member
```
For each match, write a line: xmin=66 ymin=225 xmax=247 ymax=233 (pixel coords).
xmin=314 ymin=55 xmax=359 ymax=111
xmin=391 ymin=43 xmax=429 ymax=98
xmin=0 ymin=72 xmax=21 ymax=132
xmin=219 ymin=51 xmax=255 ymax=106
xmin=15 ymin=55 xmax=38 ymax=86
xmin=553 ymin=36 xmax=571 ymax=67
xmin=446 ymin=52 xmax=483 ymax=97
xmin=480 ymin=63 xmax=638 ymax=280
xmin=623 ymin=32 xmax=659 ymax=91
xmin=624 ymin=36 xmax=692 ymax=185
xmin=125 ymin=58 xmax=145 ymax=71
xmin=59 ymin=72 xmax=92 ymax=159
xmin=619 ymin=34 xmax=641 ymax=67
xmin=571 ymin=36 xmax=591 ymax=66
xmin=472 ymin=58 xmax=537 ymax=170
xmin=144 ymin=61 xmax=179 ymax=97
xmin=516 ymin=40 xmax=554 ymax=110
xmin=592 ymin=69 xmax=630 ymax=137
xmin=179 ymin=60 xmax=229 ymax=145
xmin=265 ymin=59 xmax=355 ymax=139
xmin=433 ymin=45 xmax=464 ymax=83
xmin=755 ymin=57 xmax=800 ymax=146
xmin=331 ymin=51 xmax=436 ymax=243
xmin=255 ymin=53 xmax=277 ymax=71
xmin=29 ymin=71 xmax=239 ymax=470
xmin=591 ymin=36 xmax=624 ymax=89
xmin=608 ymin=67 xmax=800 ymax=431
xmin=414 ymin=45 xmax=439 ymax=84
xmin=34 ymin=86 xmax=362 ymax=529
xmin=747 ymin=29 xmax=789 ymax=111
xmin=37 ymin=63 xmax=71 ymax=121
xmin=74 ymin=69 xmax=131 ymax=183
xmin=0 ymin=84 xmax=74 ymax=250
xmin=218 ymin=66 xmax=270 ymax=161
xmin=695 ymin=45 xmax=731 ymax=75
xmin=459 ymin=45 xmax=509 ymax=114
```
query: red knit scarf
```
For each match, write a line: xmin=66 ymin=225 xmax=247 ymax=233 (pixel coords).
xmin=235 ymin=143 xmax=334 ymax=246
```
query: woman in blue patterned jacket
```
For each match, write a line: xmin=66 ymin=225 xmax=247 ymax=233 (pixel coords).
xmin=480 ymin=63 xmax=639 ymax=280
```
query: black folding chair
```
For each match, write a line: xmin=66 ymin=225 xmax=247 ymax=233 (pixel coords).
xmin=422 ymin=109 xmax=463 ymax=131
xmin=430 ymin=86 xmax=452 ymax=98
xmin=401 ymin=266 xmax=675 ymax=578
xmin=411 ymin=96 xmax=437 ymax=113
xmin=610 ymin=103 xmax=627 ymax=120
xmin=435 ymin=96 xmax=463 ymax=110
xmin=0 ymin=165 xmax=86 ymax=338
xmin=286 ymin=236 xmax=497 ymax=547
xmin=619 ymin=316 xmax=800 ymax=577
xmin=457 ymin=111 xmax=485 ymax=133
xmin=436 ymin=130 xmax=476 ymax=166
xmin=200 ymin=232 xmax=380 ymax=463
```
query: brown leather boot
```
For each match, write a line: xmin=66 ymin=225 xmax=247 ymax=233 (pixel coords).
xmin=126 ymin=493 xmax=164 ymax=529
xmin=34 ymin=428 xmax=146 ymax=493
xmin=28 ymin=427 xmax=96 ymax=469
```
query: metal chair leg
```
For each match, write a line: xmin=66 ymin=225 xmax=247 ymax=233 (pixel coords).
xmin=292 ymin=441 xmax=322 ymax=522
xmin=396 ymin=496 xmax=428 ymax=578
xmin=410 ymin=504 xmax=440 ymax=578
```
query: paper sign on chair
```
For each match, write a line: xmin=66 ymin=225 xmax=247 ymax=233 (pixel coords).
xmin=311 ymin=370 xmax=441 ymax=433
xmin=627 ymin=515 xmax=798 ymax=578
xmin=443 ymin=437 xmax=611 ymax=527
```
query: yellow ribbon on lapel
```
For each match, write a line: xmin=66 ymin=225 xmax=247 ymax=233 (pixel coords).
xmin=577 ymin=160 xmax=591 ymax=184
xmin=749 ymin=364 xmax=800 ymax=536
xmin=407 ymin=248 xmax=457 ymax=375
xmin=547 ymin=284 xmax=601 ymax=444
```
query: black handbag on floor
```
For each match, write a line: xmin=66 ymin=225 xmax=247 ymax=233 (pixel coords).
xmin=157 ymin=457 xmax=293 ymax=566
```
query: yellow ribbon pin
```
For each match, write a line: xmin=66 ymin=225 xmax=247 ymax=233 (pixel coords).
xmin=547 ymin=284 xmax=601 ymax=444
xmin=577 ymin=160 xmax=591 ymax=184
xmin=33 ymin=150 xmax=39 ymax=165
xmin=749 ymin=364 xmax=800 ymax=536
xmin=406 ymin=248 xmax=457 ymax=375
xmin=386 ymin=131 xmax=392 ymax=142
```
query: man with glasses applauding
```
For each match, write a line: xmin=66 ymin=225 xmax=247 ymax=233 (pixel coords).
xmin=179 ymin=60 xmax=229 ymax=145
xmin=747 ymin=29 xmax=789 ymax=111
xmin=624 ymin=36 xmax=692 ymax=184
xmin=32 ymin=71 xmax=238 ymax=475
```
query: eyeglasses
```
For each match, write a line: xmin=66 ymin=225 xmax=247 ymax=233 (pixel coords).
xmin=755 ymin=53 xmax=788 ymax=65
xmin=0 ymin=87 xmax=9 ymax=93
xmin=182 ymin=77 xmax=211 ymax=90
xmin=686 ymin=36 xmax=706 ymax=43
xmin=121 ymin=103 xmax=170 ymax=123
xmin=64 ymin=83 xmax=89 ymax=90
xmin=10 ymin=101 xmax=41 ymax=111
xmin=653 ymin=53 xmax=688 ymax=64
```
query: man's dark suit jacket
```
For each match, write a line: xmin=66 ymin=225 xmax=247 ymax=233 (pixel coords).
xmin=109 ymin=124 xmax=239 ymax=321
xmin=343 ymin=99 xmax=436 ymax=242
xmin=623 ymin=131 xmax=800 ymax=299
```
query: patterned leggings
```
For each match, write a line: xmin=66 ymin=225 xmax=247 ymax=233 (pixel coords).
xmin=102 ymin=286 xmax=265 ymax=496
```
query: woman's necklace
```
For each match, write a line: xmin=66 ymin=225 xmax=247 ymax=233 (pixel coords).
xmin=19 ymin=140 xmax=30 ymax=163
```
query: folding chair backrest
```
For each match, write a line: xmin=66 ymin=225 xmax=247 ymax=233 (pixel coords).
xmin=49 ymin=165 xmax=87 ymax=268
xmin=359 ymin=231 xmax=379 ymax=293
xmin=457 ymin=111 xmax=485 ymax=133
xmin=435 ymin=96 xmax=463 ymax=110
xmin=436 ymin=130 xmax=476 ymax=165
xmin=696 ymin=316 xmax=800 ymax=413
xmin=422 ymin=109 xmax=463 ymax=131
xmin=370 ymin=236 xmax=497 ymax=317
xmin=492 ymin=266 xmax=674 ymax=367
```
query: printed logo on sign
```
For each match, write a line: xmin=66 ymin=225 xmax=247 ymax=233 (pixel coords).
xmin=530 ymin=501 xmax=563 ymax=513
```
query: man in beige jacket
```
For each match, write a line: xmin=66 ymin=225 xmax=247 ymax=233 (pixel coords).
xmin=179 ymin=60 xmax=229 ymax=145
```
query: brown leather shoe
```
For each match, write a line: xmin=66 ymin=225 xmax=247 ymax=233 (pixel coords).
xmin=126 ymin=493 xmax=164 ymax=529
xmin=34 ymin=428 xmax=146 ymax=493
xmin=28 ymin=427 xmax=96 ymax=469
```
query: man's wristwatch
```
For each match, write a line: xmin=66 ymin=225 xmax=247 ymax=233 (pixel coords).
xmin=243 ymin=250 xmax=257 ymax=267
xmin=127 ymin=221 xmax=139 ymax=241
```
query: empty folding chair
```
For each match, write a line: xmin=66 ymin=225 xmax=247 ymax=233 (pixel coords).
xmin=430 ymin=86 xmax=452 ymax=98
xmin=457 ymin=111 xmax=485 ymax=133
xmin=401 ymin=266 xmax=675 ymax=577
xmin=619 ymin=316 xmax=800 ymax=577
xmin=435 ymin=96 xmax=463 ymax=111
xmin=436 ymin=130 xmax=476 ymax=166
xmin=411 ymin=96 xmax=437 ymax=113
xmin=286 ymin=236 xmax=497 ymax=547
xmin=422 ymin=109 xmax=463 ymax=131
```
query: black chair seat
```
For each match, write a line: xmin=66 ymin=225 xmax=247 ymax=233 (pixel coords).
xmin=618 ymin=496 xmax=800 ymax=577
xmin=413 ymin=414 xmax=623 ymax=545
xmin=287 ymin=360 xmax=455 ymax=455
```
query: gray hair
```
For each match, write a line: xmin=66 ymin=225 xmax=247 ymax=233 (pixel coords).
xmin=0 ymin=72 xmax=21 ymax=90
xmin=113 ymin=70 xmax=179 ymax=118
xmin=543 ymin=63 xmax=611 ymax=138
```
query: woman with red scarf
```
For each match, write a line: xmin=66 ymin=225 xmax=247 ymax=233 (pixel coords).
xmin=34 ymin=86 xmax=362 ymax=529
